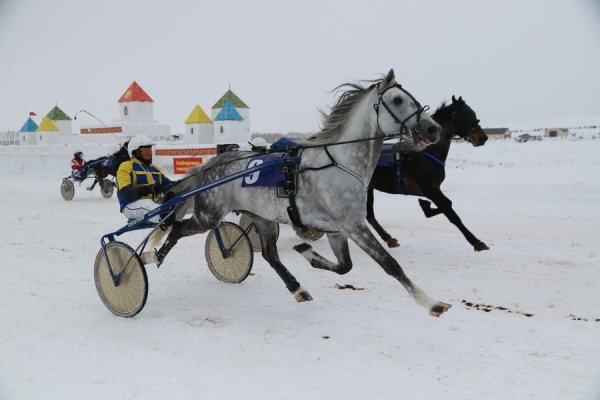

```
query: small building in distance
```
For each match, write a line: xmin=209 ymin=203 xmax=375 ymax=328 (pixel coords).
xmin=183 ymin=104 xmax=213 ymax=144
xmin=484 ymin=127 xmax=511 ymax=140
xmin=211 ymin=89 xmax=250 ymax=144
xmin=46 ymin=105 xmax=73 ymax=136
xmin=31 ymin=105 xmax=73 ymax=145
xmin=19 ymin=116 xmax=38 ymax=145
xmin=544 ymin=128 xmax=569 ymax=138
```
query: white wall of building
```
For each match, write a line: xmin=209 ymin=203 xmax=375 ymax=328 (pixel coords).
xmin=53 ymin=120 xmax=73 ymax=136
xmin=19 ymin=132 xmax=37 ymax=145
xmin=211 ymin=107 xmax=251 ymax=144
xmin=0 ymin=142 xmax=122 ymax=177
xmin=37 ymin=132 xmax=62 ymax=145
xmin=118 ymin=101 xmax=154 ymax=120
xmin=110 ymin=101 xmax=170 ymax=136
xmin=213 ymin=120 xmax=247 ymax=144
xmin=184 ymin=123 xmax=213 ymax=144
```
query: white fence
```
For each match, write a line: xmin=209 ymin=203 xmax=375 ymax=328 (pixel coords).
xmin=0 ymin=143 xmax=220 ymax=178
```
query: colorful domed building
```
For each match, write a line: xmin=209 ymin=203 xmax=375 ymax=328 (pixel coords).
xmin=79 ymin=81 xmax=170 ymax=138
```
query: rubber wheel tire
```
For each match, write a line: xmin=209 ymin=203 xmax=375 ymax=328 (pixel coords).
xmin=205 ymin=222 xmax=253 ymax=283
xmin=61 ymin=179 xmax=75 ymax=201
xmin=100 ymin=178 xmax=114 ymax=199
xmin=293 ymin=225 xmax=325 ymax=241
xmin=238 ymin=214 xmax=279 ymax=252
xmin=94 ymin=241 xmax=148 ymax=317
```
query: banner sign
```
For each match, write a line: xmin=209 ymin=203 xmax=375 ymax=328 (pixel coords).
xmin=80 ymin=127 xmax=123 ymax=134
xmin=173 ymin=157 xmax=202 ymax=174
xmin=156 ymin=148 xmax=216 ymax=156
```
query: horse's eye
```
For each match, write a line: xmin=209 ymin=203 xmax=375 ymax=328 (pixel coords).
xmin=393 ymin=97 xmax=403 ymax=105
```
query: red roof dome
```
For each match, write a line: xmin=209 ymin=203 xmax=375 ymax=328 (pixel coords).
xmin=118 ymin=81 xmax=154 ymax=103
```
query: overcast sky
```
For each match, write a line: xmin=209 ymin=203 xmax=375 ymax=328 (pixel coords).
xmin=1 ymin=0 xmax=599 ymax=134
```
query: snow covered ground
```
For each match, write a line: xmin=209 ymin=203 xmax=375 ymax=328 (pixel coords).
xmin=1 ymin=138 xmax=599 ymax=400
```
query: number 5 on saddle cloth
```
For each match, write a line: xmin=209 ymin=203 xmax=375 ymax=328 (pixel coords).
xmin=241 ymin=152 xmax=304 ymax=228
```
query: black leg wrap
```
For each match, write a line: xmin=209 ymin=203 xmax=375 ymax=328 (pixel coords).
xmin=156 ymin=239 xmax=178 ymax=266
xmin=272 ymin=262 xmax=300 ymax=293
xmin=293 ymin=243 xmax=311 ymax=253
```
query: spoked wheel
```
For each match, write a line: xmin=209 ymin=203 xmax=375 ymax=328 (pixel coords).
xmin=94 ymin=241 xmax=148 ymax=317
xmin=205 ymin=222 xmax=253 ymax=283
xmin=100 ymin=178 xmax=114 ymax=199
xmin=60 ymin=179 xmax=75 ymax=201
xmin=293 ymin=225 xmax=325 ymax=241
xmin=238 ymin=214 xmax=280 ymax=252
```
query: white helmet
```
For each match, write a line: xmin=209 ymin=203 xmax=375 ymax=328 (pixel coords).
xmin=250 ymin=137 xmax=268 ymax=149
xmin=128 ymin=135 xmax=154 ymax=157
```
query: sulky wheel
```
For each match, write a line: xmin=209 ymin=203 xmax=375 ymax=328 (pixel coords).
xmin=100 ymin=178 xmax=115 ymax=199
xmin=94 ymin=241 xmax=148 ymax=317
xmin=238 ymin=214 xmax=279 ymax=253
xmin=60 ymin=179 xmax=75 ymax=201
xmin=205 ymin=222 xmax=253 ymax=283
xmin=293 ymin=225 xmax=325 ymax=241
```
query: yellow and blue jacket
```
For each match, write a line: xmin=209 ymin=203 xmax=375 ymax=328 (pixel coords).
xmin=116 ymin=157 xmax=172 ymax=211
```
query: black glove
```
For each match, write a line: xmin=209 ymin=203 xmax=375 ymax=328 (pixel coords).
xmin=151 ymin=182 xmax=165 ymax=195
xmin=138 ymin=185 xmax=152 ymax=196
xmin=138 ymin=183 xmax=163 ymax=196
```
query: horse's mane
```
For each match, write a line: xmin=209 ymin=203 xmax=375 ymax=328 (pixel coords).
xmin=300 ymin=79 xmax=381 ymax=146
xmin=432 ymin=101 xmax=449 ymax=119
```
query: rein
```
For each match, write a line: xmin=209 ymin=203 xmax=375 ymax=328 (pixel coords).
xmin=174 ymin=83 xmax=429 ymax=190
xmin=422 ymin=152 xmax=445 ymax=167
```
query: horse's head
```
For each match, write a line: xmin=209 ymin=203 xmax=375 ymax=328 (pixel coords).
xmin=377 ymin=69 xmax=440 ymax=152
xmin=451 ymin=95 xmax=487 ymax=147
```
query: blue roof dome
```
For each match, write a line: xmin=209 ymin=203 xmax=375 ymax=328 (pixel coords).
xmin=20 ymin=117 xmax=38 ymax=132
xmin=214 ymin=100 xmax=243 ymax=121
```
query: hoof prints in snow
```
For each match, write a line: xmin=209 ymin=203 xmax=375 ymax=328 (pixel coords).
xmin=334 ymin=284 xmax=364 ymax=291
xmin=462 ymin=300 xmax=533 ymax=317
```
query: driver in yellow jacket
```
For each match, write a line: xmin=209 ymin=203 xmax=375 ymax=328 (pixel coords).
xmin=116 ymin=135 xmax=172 ymax=224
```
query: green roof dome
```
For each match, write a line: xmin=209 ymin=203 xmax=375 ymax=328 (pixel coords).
xmin=212 ymin=90 xmax=248 ymax=109
xmin=46 ymin=106 xmax=72 ymax=121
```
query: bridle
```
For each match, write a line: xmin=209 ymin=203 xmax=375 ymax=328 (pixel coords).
xmin=301 ymin=84 xmax=432 ymax=188
xmin=374 ymin=83 xmax=429 ymax=139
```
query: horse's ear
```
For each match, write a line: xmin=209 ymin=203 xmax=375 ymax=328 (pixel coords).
xmin=458 ymin=96 xmax=464 ymax=102
xmin=379 ymin=69 xmax=396 ymax=93
xmin=452 ymin=95 xmax=457 ymax=104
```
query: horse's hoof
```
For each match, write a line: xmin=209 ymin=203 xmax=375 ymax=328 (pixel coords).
xmin=429 ymin=302 xmax=451 ymax=317
xmin=386 ymin=238 xmax=399 ymax=248
xmin=418 ymin=199 xmax=432 ymax=209
xmin=293 ymin=287 xmax=313 ymax=302
xmin=474 ymin=242 xmax=490 ymax=251
xmin=293 ymin=243 xmax=312 ymax=254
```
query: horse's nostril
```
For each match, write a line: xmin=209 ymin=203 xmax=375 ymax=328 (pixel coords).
xmin=427 ymin=126 xmax=439 ymax=135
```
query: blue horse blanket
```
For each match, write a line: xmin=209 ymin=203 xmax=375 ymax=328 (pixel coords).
xmin=241 ymin=153 xmax=287 ymax=188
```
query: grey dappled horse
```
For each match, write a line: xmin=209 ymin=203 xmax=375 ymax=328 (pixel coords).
xmin=154 ymin=69 xmax=452 ymax=317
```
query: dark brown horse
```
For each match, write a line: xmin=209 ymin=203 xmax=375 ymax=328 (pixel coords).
xmin=366 ymin=96 xmax=490 ymax=251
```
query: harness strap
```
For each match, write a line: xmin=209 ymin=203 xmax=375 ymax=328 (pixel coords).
xmin=300 ymin=146 xmax=367 ymax=188
xmin=422 ymin=152 xmax=445 ymax=167
xmin=395 ymin=158 xmax=403 ymax=192
xmin=282 ymin=149 xmax=305 ymax=229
